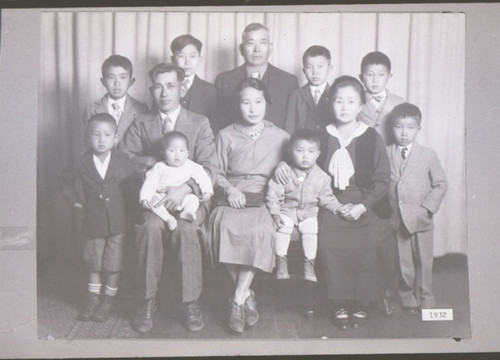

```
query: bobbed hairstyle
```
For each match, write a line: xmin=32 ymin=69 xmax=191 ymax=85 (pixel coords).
xmin=148 ymin=63 xmax=185 ymax=83
xmin=389 ymin=103 xmax=423 ymax=126
xmin=289 ymin=128 xmax=321 ymax=149
xmin=161 ymin=131 xmax=190 ymax=151
xmin=235 ymin=77 xmax=272 ymax=104
xmin=302 ymin=45 xmax=331 ymax=66
xmin=360 ymin=51 xmax=392 ymax=73
xmin=101 ymin=55 xmax=133 ymax=77
xmin=242 ymin=23 xmax=269 ymax=42
xmin=170 ymin=34 xmax=203 ymax=54
xmin=328 ymin=75 xmax=366 ymax=104
xmin=87 ymin=113 xmax=117 ymax=133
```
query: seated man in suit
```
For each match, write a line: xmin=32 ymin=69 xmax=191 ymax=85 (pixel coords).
xmin=214 ymin=22 xmax=299 ymax=132
xmin=119 ymin=63 xmax=219 ymax=334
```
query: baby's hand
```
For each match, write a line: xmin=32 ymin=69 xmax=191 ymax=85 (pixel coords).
xmin=156 ymin=185 xmax=169 ymax=193
xmin=271 ymin=214 xmax=285 ymax=229
xmin=141 ymin=199 xmax=152 ymax=209
xmin=200 ymin=193 xmax=212 ymax=202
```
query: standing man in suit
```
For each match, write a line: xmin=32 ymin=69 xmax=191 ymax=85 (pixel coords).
xmin=170 ymin=34 xmax=217 ymax=126
xmin=119 ymin=63 xmax=219 ymax=334
xmin=214 ymin=22 xmax=299 ymax=132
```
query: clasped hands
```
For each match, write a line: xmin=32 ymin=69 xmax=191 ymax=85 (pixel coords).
xmin=141 ymin=184 xmax=211 ymax=211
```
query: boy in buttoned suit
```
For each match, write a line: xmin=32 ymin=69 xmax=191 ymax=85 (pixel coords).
xmin=357 ymin=51 xmax=405 ymax=145
xmin=61 ymin=113 xmax=135 ymax=322
xmin=83 ymin=55 xmax=149 ymax=146
xmin=285 ymin=45 xmax=333 ymax=135
xmin=170 ymin=35 xmax=216 ymax=126
xmin=386 ymin=103 xmax=447 ymax=314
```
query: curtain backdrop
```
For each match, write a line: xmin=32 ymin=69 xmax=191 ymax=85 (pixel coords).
xmin=38 ymin=10 xmax=465 ymax=259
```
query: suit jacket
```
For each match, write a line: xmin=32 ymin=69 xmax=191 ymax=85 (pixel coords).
xmin=83 ymin=95 xmax=149 ymax=145
xmin=60 ymin=150 xmax=135 ymax=238
xmin=284 ymin=83 xmax=331 ymax=135
xmin=214 ymin=63 xmax=299 ymax=132
xmin=357 ymin=90 xmax=405 ymax=144
xmin=181 ymin=75 xmax=216 ymax=125
xmin=387 ymin=142 xmax=448 ymax=234
xmin=118 ymin=107 xmax=219 ymax=183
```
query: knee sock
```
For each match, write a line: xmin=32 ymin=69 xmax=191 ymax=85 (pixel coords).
xmin=275 ymin=232 xmax=291 ymax=257
xmin=88 ymin=283 xmax=101 ymax=295
xmin=104 ymin=285 xmax=118 ymax=297
xmin=302 ymin=234 xmax=317 ymax=260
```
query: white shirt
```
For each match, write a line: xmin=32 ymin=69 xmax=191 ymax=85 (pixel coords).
xmin=93 ymin=152 xmax=111 ymax=180
xmin=107 ymin=95 xmax=127 ymax=123
xmin=310 ymin=82 xmax=327 ymax=100
xmin=159 ymin=104 xmax=181 ymax=130
xmin=367 ymin=89 xmax=387 ymax=109
xmin=397 ymin=143 xmax=413 ymax=158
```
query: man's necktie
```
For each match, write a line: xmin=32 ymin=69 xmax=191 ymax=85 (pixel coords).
xmin=251 ymin=71 xmax=261 ymax=79
xmin=182 ymin=78 xmax=191 ymax=94
xmin=112 ymin=102 xmax=121 ymax=121
xmin=313 ymin=88 xmax=321 ymax=105
xmin=162 ymin=115 xmax=172 ymax=134
xmin=401 ymin=146 xmax=408 ymax=160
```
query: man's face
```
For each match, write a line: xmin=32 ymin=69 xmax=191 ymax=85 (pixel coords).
xmin=150 ymin=71 xmax=181 ymax=114
xmin=240 ymin=29 xmax=272 ymax=67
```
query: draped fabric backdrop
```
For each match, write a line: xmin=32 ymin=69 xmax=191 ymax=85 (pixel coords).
xmin=38 ymin=11 xmax=465 ymax=260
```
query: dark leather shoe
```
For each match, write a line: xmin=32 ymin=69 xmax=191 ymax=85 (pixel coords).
xmin=243 ymin=289 xmax=259 ymax=327
xmin=350 ymin=307 xmax=368 ymax=329
xmin=92 ymin=294 xmax=114 ymax=322
xmin=229 ymin=301 xmax=245 ymax=334
xmin=184 ymin=300 xmax=204 ymax=332
xmin=332 ymin=307 xmax=350 ymax=330
xmin=77 ymin=293 xmax=100 ymax=321
xmin=403 ymin=306 xmax=420 ymax=316
xmin=132 ymin=298 xmax=157 ymax=333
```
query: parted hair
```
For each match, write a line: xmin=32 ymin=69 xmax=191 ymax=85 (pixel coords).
xmin=328 ymin=75 xmax=366 ymax=104
xmin=389 ymin=103 xmax=423 ymax=126
xmin=87 ymin=113 xmax=118 ymax=133
xmin=235 ymin=77 xmax=272 ymax=104
xmin=302 ymin=45 xmax=331 ymax=66
xmin=148 ymin=63 xmax=185 ymax=83
xmin=170 ymin=34 xmax=203 ymax=54
xmin=101 ymin=55 xmax=134 ymax=77
xmin=360 ymin=51 xmax=392 ymax=73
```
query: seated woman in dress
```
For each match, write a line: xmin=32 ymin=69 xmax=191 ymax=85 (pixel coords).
xmin=208 ymin=78 xmax=289 ymax=334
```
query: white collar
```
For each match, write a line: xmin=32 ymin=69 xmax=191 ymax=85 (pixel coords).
xmin=107 ymin=94 xmax=127 ymax=110
xmin=93 ymin=152 xmax=111 ymax=180
xmin=326 ymin=122 xmax=369 ymax=147
xmin=159 ymin=104 xmax=182 ymax=129
xmin=245 ymin=63 xmax=268 ymax=79
xmin=397 ymin=143 xmax=413 ymax=153
xmin=310 ymin=82 xmax=327 ymax=95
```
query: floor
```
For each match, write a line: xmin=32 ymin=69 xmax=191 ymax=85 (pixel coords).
xmin=37 ymin=253 xmax=470 ymax=340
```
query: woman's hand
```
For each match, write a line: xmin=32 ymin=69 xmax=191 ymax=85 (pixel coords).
xmin=271 ymin=214 xmax=285 ymax=230
xmin=274 ymin=161 xmax=292 ymax=185
xmin=226 ymin=187 xmax=246 ymax=209
xmin=341 ymin=204 xmax=367 ymax=221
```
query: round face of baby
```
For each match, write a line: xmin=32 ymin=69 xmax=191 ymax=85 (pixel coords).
xmin=290 ymin=139 xmax=321 ymax=171
xmin=392 ymin=116 xmax=421 ymax=147
xmin=88 ymin=120 xmax=118 ymax=157
xmin=332 ymin=85 xmax=363 ymax=125
xmin=239 ymin=86 xmax=267 ymax=126
xmin=162 ymin=136 xmax=190 ymax=167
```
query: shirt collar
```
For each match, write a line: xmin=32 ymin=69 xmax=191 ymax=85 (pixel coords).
xmin=107 ymin=94 xmax=127 ymax=110
xmin=326 ymin=122 xmax=369 ymax=147
xmin=184 ymin=74 xmax=195 ymax=90
xmin=159 ymin=104 xmax=182 ymax=128
xmin=310 ymin=82 xmax=327 ymax=94
xmin=245 ymin=63 xmax=269 ymax=79
xmin=397 ymin=143 xmax=413 ymax=153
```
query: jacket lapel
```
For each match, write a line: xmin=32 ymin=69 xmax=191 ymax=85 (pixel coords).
xmin=174 ymin=108 xmax=195 ymax=157
xmin=400 ymin=142 xmax=422 ymax=178
xmin=117 ymin=96 xmax=137 ymax=141
xmin=81 ymin=151 xmax=103 ymax=183
xmin=300 ymin=84 xmax=316 ymax=109
xmin=388 ymin=144 xmax=402 ymax=180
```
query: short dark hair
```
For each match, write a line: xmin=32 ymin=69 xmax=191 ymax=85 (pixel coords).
xmin=290 ymin=128 xmax=321 ymax=149
xmin=390 ymin=103 xmax=422 ymax=126
xmin=360 ymin=51 xmax=391 ymax=73
xmin=87 ymin=113 xmax=117 ymax=133
xmin=101 ymin=55 xmax=133 ymax=77
xmin=161 ymin=131 xmax=189 ymax=151
xmin=242 ymin=23 xmax=269 ymax=42
xmin=148 ymin=63 xmax=185 ymax=83
xmin=302 ymin=45 xmax=331 ymax=66
xmin=328 ymin=75 xmax=366 ymax=104
xmin=170 ymin=34 xmax=203 ymax=54
xmin=235 ymin=77 xmax=272 ymax=104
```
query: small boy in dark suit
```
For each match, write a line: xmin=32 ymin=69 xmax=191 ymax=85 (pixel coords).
xmin=83 ymin=55 xmax=149 ymax=146
xmin=357 ymin=51 xmax=405 ymax=144
xmin=171 ymin=34 xmax=216 ymax=125
xmin=386 ymin=103 xmax=447 ymax=314
xmin=61 ymin=113 xmax=135 ymax=322
xmin=285 ymin=45 xmax=333 ymax=135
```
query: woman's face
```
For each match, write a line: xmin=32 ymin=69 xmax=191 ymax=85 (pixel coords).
xmin=239 ymin=86 xmax=266 ymax=126
xmin=332 ymin=85 xmax=362 ymax=125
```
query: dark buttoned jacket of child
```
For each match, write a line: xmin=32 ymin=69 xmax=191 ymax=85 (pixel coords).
xmin=61 ymin=150 xmax=135 ymax=238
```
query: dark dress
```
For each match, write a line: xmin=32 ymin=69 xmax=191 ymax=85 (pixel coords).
xmin=317 ymin=125 xmax=391 ymax=305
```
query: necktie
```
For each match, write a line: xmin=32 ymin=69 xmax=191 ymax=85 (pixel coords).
xmin=313 ymin=88 xmax=321 ymax=105
xmin=182 ymin=78 xmax=191 ymax=93
xmin=251 ymin=71 xmax=261 ymax=79
xmin=112 ymin=102 xmax=121 ymax=121
xmin=162 ymin=115 xmax=172 ymax=134
xmin=401 ymin=146 xmax=408 ymax=160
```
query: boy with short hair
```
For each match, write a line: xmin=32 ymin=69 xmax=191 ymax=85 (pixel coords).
xmin=357 ymin=51 xmax=405 ymax=144
xmin=170 ymin=34 xmax=216 ymax=124
xmin=386 ymin=103 xmax=447 ymax=314
xmin=285 ymin=45 xmax=333 ymax=135
xmin=266 ymin=128 xmax=343 ymax=283
xmin=61 ymin=113 xmax=135 ymax=322
xmin=83 ymin=54 xmax=149 ymax=146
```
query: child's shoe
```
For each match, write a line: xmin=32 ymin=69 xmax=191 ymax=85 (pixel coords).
xmin=92 ymin=294 xmax=114 ymax=322
xmin=350 ymin=307 xmax=368 ymax=329
xmin=303 ymin=258 xmax=317 ymax=282
xmin=228 ymin=301 xmax=245 ymax=334
xmin=332 ymin=307 xmax=350 ymax=330
xmin=243 ymin=289 xmax=259 ymax=327
xmin=77 ymin=293 xmax=100 ymax=321
xmin=275 ymin=255 xmax=290 ymax=280
xmin=179 ymin=210 xmax=196 ymax=222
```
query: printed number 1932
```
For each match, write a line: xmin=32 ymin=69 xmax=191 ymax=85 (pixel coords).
xmin=421 ymin=309 xmax=453 ymax=321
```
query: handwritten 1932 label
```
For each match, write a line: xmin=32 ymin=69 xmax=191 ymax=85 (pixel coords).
xmin=421 ymin=309 xmax=453 ymax=321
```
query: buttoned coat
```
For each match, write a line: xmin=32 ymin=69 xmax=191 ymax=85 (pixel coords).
xmin=83 ymin=95 xmax=149 ymax=145
xmin=214 ymin=64 xmax=299 ymax=132
xmin=387 ymin=142 xmax=448 ymax=234
xmin=284 ymin=83 xmax=331 ymax=135
xmin=357 ymin=90 xmax=405 ymax=144
xmin=118 ymin=107 xmax=219 ymax=182
xmin=60 ymin=150 xmax=135 ymax=238
xmin=181 ymin=75 xmax=216 ymax=125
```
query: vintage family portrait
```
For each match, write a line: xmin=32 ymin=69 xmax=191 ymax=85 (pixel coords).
xmin=34 ymin=8 xmax=469 ymax=342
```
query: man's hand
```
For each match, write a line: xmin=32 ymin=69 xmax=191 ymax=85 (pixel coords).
xmin=154 ymin=183 xmax=192 ymax=211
